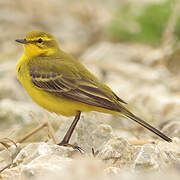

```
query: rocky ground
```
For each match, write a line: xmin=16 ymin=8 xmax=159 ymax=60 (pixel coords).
xmin=0 ymin=0 xmax=180 ymax=179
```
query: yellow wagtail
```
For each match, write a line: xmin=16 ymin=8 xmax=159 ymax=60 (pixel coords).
xmin=16 ymin=31 xmax=172 ymax=150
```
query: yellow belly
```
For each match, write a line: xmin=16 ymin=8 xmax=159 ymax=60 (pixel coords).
xmin=26 ymin=85 xmax=97 ymax=116
xmin=23 ymin=82 xmax=116 ymax=116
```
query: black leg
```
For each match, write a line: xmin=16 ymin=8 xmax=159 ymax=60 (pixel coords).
xmin=58 ymin=111 xmax=83 ymax=153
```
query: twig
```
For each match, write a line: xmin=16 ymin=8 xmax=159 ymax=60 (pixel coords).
xmin=30 ymin=111 xmax=41 ymax=124
xmin=17 ymin=112 xmax=58 ymax=144
xmin=128 ymin=139 xmax=150 ymax=145
xmin=17 ymin=122 xmax=47 ymax=143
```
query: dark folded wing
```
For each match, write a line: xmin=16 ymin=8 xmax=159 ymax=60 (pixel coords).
xmin=30 ymin=70 xmax=125 ymax=112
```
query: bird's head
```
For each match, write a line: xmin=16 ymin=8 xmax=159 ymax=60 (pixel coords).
xmin=16 ymin=31 xmax=59 ymax=58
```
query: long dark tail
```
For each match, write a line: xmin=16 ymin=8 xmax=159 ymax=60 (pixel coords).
xmin=122 ymin=110 xmax=172 ymax=142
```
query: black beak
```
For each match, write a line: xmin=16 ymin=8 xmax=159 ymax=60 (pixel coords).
xmin=15 ymin=39 xmax=30 ymax=44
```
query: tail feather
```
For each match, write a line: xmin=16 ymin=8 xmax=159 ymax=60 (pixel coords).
xmin=122 ymin=111 xmax=172 ymax=142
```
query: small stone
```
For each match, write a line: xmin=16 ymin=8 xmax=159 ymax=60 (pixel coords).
xmin=133 ymin=144 xmax=161 ymax=171
xmin=99 ymin=137 xmax=135 ymax=168
xmin=13 ymin=142 xmax=74 ymax=167
xmin=133 ymin=138 xmax=180 ymax=172
xmin=104 ymin=166 xmax=121 ymax=175
xmin=21 ymin=155 xmax=72 ymax=180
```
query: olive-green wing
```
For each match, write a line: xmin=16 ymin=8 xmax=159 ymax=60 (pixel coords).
xmin=28 ymin=58 xmax=126 ymax=112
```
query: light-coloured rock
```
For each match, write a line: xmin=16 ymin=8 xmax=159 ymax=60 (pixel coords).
xmin=1 ymin=138 xmax=180 ymax=179
xmin=0 ymin=143 xmax=106 ymax=180
xmin=133 ymin=144 xmax=163 ymax=171
xmin=13 ymin=142 xmax=74 ymax=166
xmin=0 ymin=143 xmax=21 ymax=171
xmin=98 ymin=137 xmax=135 ymax=168
xmin=21 ymin=155 xmax=72 ymax=180
xmin=1 ymin=143 xmax=75 ymax=179
xmin=104 ymin=166 xmax=121 ymax=175
xmin=0 ymin=99 xmax=40 ymax=129
xmin=133 ymin=138 xmax=180 ymax=171
xmin=157 ymin=137 xmax=180 ymax=162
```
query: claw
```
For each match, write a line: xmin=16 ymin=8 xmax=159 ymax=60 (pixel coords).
xmin=73 ymin=145 xmax=84 ymax=154
xmin=58 ymin=142 xmax=84 ymax=154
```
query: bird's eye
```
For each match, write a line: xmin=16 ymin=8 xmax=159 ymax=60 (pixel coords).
xmin=37 ymin=38 xmax=43 ymax=43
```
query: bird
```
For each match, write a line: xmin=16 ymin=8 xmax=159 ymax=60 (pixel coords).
xmin=15 ymin=31 xmax=172 ymax=151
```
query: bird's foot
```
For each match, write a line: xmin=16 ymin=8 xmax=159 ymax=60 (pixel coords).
xmin=58 ymin=142 xmax=84 ymax=154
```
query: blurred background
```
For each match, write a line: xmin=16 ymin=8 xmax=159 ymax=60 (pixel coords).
xmin=0 ymin=0 xmax=180 ymax=144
